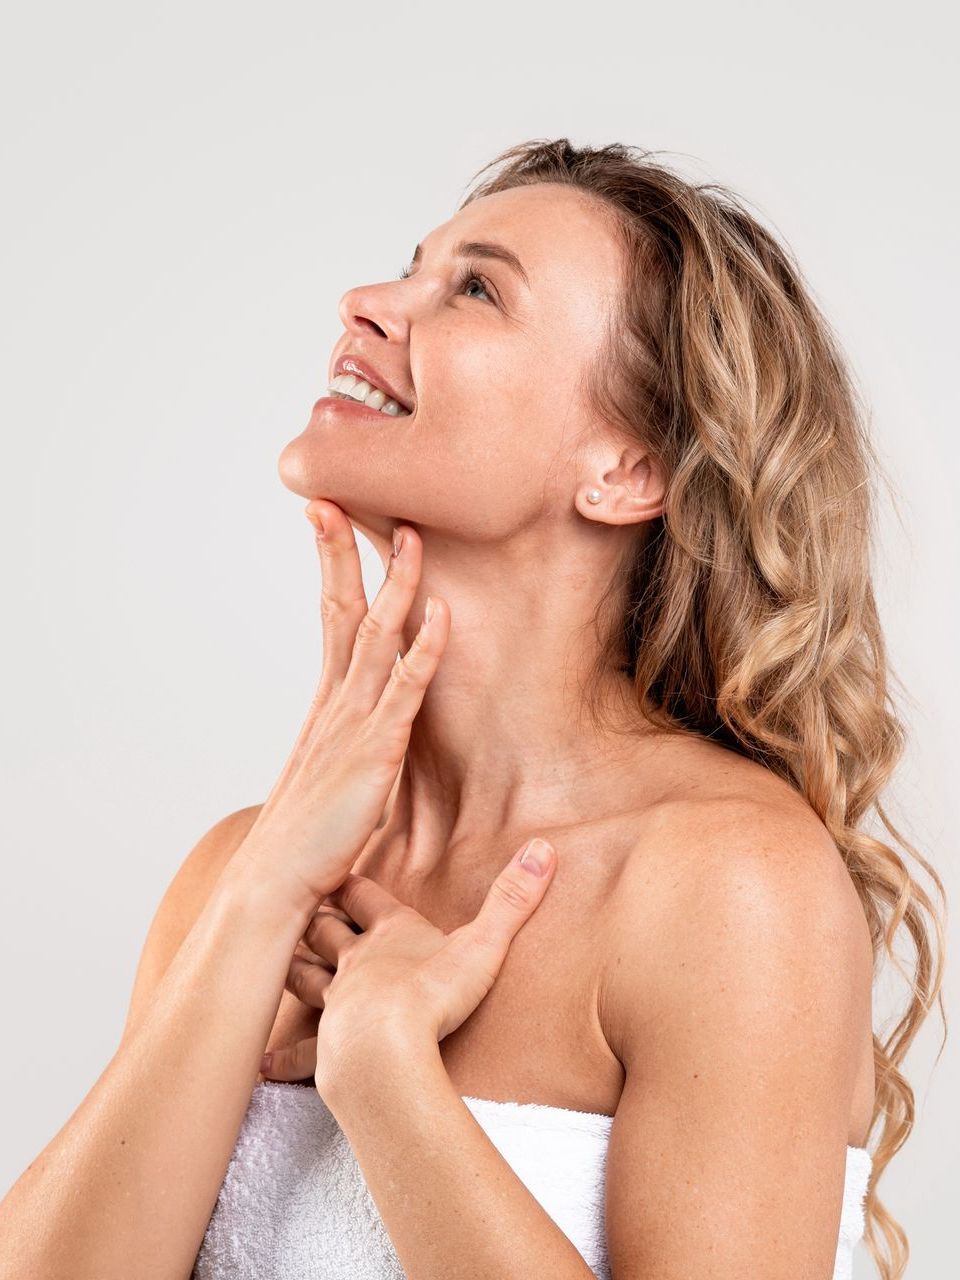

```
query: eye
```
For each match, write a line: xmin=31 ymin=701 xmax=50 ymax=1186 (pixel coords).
xmin=453 ymin=264 xmax=494 ymax=303
xmin=396 ymin=262 xmax=496 ymax=304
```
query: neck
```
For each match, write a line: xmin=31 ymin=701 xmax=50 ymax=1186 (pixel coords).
xmin=358 ymin=515 xmax=661 ymax=882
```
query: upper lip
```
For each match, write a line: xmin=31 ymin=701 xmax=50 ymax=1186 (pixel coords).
xmin=329 ymin=354 xmax=415 ymax=412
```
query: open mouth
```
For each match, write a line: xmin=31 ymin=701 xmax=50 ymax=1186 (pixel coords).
xmin=326 ymin=372 xmax=413 ymax=417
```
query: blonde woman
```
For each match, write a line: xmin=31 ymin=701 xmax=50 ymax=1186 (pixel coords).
xmin=0 ymin=138 xmax=945 ymax=1280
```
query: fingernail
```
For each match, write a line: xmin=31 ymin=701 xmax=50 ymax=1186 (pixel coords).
xmin=518 ymin=838 xmax=552 ymax=877
xmin=260 ymin=1053 xmax=272 ymax=1072
xmin=306 ymin=509 xmax=325 ymax=537
xmin=392 ymin=528 xmax=404 ymax=558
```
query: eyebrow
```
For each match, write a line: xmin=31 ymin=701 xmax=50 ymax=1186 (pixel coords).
xmin=409 ymin=238 xmax=530 ymax=289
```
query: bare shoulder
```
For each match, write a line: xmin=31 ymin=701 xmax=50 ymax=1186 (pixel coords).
xmin=143 ymin=803 xmax=267 ymax=937
xmin=597 ymin=750 xmax=877 ymax=1271
xmin=599 ymin=747 xmax=885 ymax=1269
xmin=119 ymin=804 xmax=265 ymax=1046
xmin=598 ymin=752 xmax=874 ymax=1070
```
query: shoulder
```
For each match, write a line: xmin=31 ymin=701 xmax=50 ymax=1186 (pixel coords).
xmin=120 ymin=804 xmax=264 ymax=1045
xmin=149 ymin=803 xmax=267 ymax=923
xmin=599 ymin=784 xmax=873 ymax=1067
xmin=598 ymin=778 xmax=876 ymax=1275
xmin=178 ymin=804 xmax=266 ymax=885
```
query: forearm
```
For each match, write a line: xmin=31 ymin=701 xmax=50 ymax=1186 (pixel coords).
xmin=0 ymin=867 xmax=314 ymax=1280
xmin=323 ymin=1034 xmax=597 ymax=1280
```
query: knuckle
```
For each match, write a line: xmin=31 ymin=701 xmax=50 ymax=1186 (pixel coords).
xmin=322 ymin=904 xmax=354 ymax=927
xmin=408 ymin=630 xmax=435 ymax=665
xmin=320 ymin=594 xmax=352 ymax=626
xmin=491 ymin=876 xmax=532 ymax=911
xmin=370 ymin=909 xmax=400 ymax=936
xmin=307 ymin=685 xmax=331 ymax=718
xmin=306 ymin=909 xmax=333 ymax=940
xmin=388 ymin=657 xmax=416 ymax=686
xmin=355 ymin=611 xmax=389 ymax=645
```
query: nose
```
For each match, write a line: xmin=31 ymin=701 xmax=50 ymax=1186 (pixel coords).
xmin=337 ymin=280 xmax=410 ymax=345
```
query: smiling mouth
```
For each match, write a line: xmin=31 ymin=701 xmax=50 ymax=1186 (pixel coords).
xmin=326 ymin=372 xmax=413 ymax=417
xmin=310 ymin=394 xmax=413 ymax=424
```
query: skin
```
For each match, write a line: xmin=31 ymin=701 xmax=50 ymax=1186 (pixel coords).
xmin=277 ymin=183 xmax=670 ymax=869
xmin=0 ymin=183 xmax=875 ymax=1280
xmin=263 ymin=181 xmax=877 ymax=1276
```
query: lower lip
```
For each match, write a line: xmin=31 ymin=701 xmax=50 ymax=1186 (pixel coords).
xmin=310 ymin=395 xmax=411 ymax=421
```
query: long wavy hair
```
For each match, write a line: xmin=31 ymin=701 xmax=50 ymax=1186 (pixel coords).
xmin=458 ymin=138 xmax=947 ymax=1279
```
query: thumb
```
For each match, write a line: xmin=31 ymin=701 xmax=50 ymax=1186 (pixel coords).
xmin=260 ymin=1035 xmax=318 ymax=1083
xmin=466 ymin=838 xmax=556 ymax=965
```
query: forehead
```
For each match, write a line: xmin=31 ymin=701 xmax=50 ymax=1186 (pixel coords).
xmin=425 ymin=183 xmax=625 ymax=301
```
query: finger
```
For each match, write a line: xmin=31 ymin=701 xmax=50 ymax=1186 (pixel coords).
xmin=293 ymin=938 xmax=321 ymax=963
xmin=304 ymin=500 xmax=371 ymax=686
xmin=326 ymin=872 xmax=408 ymax=932
xmin=339 ymin=523 xmax=432 ymax=714
xmin=302 ymin=911 xmax=359 ymax=967
xmin=448 ymin=839 xmax=556 ymax=974
xmin=315 ymin=898 xmax=356 ymax=927
xmin=286 ymin=953 xmax=334 ymax=1007
xmin=260 ymin=1035 xmax=319 ymax=1082
xmin=367 ymin=593 xmax=450 ymax=738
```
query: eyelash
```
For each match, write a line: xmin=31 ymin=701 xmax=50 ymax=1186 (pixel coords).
xmin=396 ymin=262 xmax=495 ymax=304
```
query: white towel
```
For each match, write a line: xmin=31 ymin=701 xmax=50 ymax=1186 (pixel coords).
xmin=192 ymin=1081 xmax=871 ymax=1279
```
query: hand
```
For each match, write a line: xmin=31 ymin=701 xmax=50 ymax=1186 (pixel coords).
xmin=258 ymin=837 xmax=557 ymax=1092
xmin=230 ymin=501 xmax=450 ymax=915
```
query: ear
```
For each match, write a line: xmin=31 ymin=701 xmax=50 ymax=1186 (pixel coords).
xmin=574 ymin=442 xmax=666 ymax=527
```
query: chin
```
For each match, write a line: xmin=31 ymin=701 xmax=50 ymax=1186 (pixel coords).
xmin=276 ymin=443 xmax=395 ymax=545
xmin=275 ymin=436 xmax=348 ymax=501
xmin=276 ymin=436 xmax=314 ymax=497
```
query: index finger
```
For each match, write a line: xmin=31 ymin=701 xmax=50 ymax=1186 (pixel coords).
xmin=306 ymin=500 xmax=370 ymax=684
xmin=326 ymin=872 xmax=407 ymax=931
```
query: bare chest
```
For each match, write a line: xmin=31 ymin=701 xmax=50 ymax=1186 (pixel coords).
xmin=358 ymin=825 xmax=633 ymax=1118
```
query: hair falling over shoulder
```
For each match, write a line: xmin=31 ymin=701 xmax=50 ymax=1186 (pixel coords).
xmin=460 ymin=137 xmax=947 ymax=1280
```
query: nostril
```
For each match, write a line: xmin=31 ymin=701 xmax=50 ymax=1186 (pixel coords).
xmin=356 ymin=316 xmax=388 ymax=339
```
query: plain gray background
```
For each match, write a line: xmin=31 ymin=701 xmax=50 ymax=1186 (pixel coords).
xmin=1 ymin=2 xmax=955 ymax=1275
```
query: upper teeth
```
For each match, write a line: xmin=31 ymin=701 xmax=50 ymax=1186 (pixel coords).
xmin=327 ymin=372 xmax=411 ymax=416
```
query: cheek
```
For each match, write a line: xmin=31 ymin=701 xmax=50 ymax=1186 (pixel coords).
xmin=432 ymin=387 xmax=564 ymax=509
xmin=422 ymin=334 xmax=571 ymax=472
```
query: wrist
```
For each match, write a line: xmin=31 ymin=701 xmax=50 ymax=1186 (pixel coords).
xmin=229 ymin=836 xmax=349 ymax=916
xmin=319 ymin=1018 xmax=442 ymax=1113
xmin=215 ymin=853 xmax=320 ymax=936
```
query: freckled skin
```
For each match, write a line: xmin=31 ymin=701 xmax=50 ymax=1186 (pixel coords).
xmin=278 ymin=184 xmax=634 ymax=551
xmin=0 ymin=191 xmax=875 ymax=1280
xmin=276 ymin=183 xmax=669 ymax=880
xmin=270 ymin=184 xmax=875 ymax=1161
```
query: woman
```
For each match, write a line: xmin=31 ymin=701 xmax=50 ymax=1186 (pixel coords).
xmin=0 ymin=138 xmax=945 ymax=1280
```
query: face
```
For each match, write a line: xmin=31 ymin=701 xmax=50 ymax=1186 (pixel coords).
xmin=277 ymin=183 xmax=629 ymax=545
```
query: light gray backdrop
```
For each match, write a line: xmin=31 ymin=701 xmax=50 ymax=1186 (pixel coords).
xmin=1 ymin=3 xmax=956 ymax=1276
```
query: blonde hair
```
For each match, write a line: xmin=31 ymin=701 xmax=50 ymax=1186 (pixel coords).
xmin=459 ymin=138 xmax=947 ymax=1279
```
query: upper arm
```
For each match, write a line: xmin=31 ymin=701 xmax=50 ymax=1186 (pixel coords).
xmin=600 ymin=798 xmax=873 ymax=1280
xmin=118 ymin=804 xmax=264 ymax=1048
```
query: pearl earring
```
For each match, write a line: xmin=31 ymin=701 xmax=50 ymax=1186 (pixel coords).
xmin=586 ymin=488 xmax=602 ymax=504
